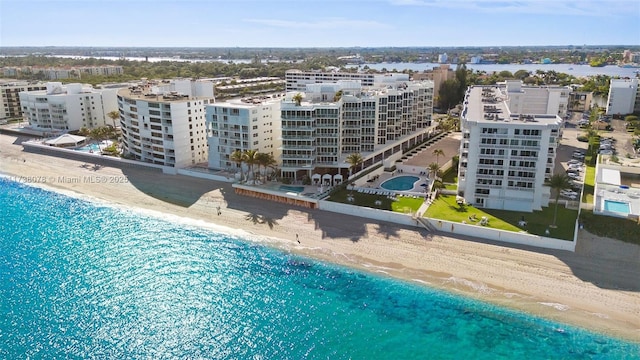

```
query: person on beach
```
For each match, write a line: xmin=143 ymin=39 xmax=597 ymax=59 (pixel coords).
xmin=296 ymin=234 xmax=300 ymax=243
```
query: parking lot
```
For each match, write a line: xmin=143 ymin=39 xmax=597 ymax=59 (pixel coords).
xmin=555 ymin=111 xmax=639 ymax=199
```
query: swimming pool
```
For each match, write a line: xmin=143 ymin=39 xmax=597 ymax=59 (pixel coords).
xmin=380 ymin=176 xmax=420 ymax=191
xmin=603 ymin=200 xmax=631 ymax=214
xmin=75 ymin=143 xmax=101 ymax=153
xmin=279 ymin=185 xmax=304 ymax=193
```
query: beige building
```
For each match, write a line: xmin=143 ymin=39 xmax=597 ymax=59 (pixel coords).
xmin=0 ymin=80 xmax=47 ymax=122
xmin=412 ymin=64 xmax=456 ymax=103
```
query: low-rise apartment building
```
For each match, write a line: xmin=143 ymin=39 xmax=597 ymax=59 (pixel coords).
xmin=19 ymin=82 xmax=118 ymax=132
xmin=285 ymin=69 xmax=409 ymax=92
xmin=2 ymin=65 xmax=124 ymax=80
xmin=0 ymin=80 xmax=47 ymax=122
xmin=606 ymin=78 xmax=639 ymax=115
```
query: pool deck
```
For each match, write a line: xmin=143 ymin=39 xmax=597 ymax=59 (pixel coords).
xmin=355 ymin=172 xmax=430 ymax=197
xmin=595 ymin=184 xmax=640 ymax=217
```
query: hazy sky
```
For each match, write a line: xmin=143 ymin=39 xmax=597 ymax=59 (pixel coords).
xmin=1 ymin=0 xmax=639 ymax=47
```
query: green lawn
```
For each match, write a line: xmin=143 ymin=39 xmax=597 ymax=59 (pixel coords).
xmin=391 ymin=196 xmax=425 ymax=214
xmin=425 ymin=195 xmax=577 ymax=240
xmin=330 ymin=187 xmax=423 ymax=213
xmin=582 ymin=163 xmax=596 ymax=204
xmin=424 ymin=195 xmax=520 ymax=232
xmin=444 ymin=183 xmax=458 ymax=191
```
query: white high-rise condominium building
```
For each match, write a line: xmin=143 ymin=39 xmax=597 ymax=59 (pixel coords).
xmin=458 ymin=84 xmax=563 ymax=212
xmin=0 ymin=80 xmax=47 ymax=122
xmin=118 ymin=79 xmax=214 ymax=168
xmin=285 ymin=69 xmax=409 ymax=92
xmin=19 ymin=82 xmax=118 ymax=132
xmin=280 ymin=79 xmax=434 ymax=180
xmin=205 ymin=96 xmax=282 ymax=171
xmin=606 ymin=78 xmax=639 ymax=115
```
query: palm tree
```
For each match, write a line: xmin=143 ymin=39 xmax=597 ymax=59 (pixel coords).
xmin=255 ymin=152 xmax=277 ymax=182
xmin=345 ymin=152 xmax=364 ymax=175
xmin=230 ymin=149 xmax=245 ymax=181
xmin=292 ymin=93 xmax=303 ymax=106
xmin=428 ymin=162 xmax=440 ymax=180
xmin=432 ymin=149 xmax=445 ymax=166
xmin=107 ymin=110 xmax=120 ymax=129
xmin=243 ymin=149 xmax=259 ymax=181
xmin=548 ymin=174 xmax=572 ymax=228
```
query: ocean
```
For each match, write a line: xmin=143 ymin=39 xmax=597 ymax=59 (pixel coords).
xmin=1 ymin=178 xmax=639 ymax=359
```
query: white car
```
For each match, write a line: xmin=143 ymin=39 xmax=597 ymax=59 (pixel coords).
xmin=567 ymin=160 xmax=583 ymax=165
xmin=561 ymin=194 xmax=577 ymax=200
xmin=570 ymin=179 xmax=583 ymax=186
xmin=561 ymin=189 xmax=578 ymax=197
xmin=567 ymin=164 xmax=583 ymax=171
xmin=567 ymin=172 xmax=580 ymax=179
xmin=572 ymin=153 xmax=585 ymax=159
xmin=599 ymin=150 xmax=614 ymax=155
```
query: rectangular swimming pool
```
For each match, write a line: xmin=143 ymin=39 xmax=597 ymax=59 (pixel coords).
xmin=279 ymin=185 xmax=304 ymax=193
xmin=603 ymin=200 xmax=631 ymax=214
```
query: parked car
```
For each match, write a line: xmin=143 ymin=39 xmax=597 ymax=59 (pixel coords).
xmin=567 ymin=159 xmax=583 ymax=165
xmin=599 ymin=150 xmax=615 ymax=155
xmin=572 ymin=153 xmax=585 ymax=159
xmin=567 ymin=172 xmax=580 ymax=179
xmin=561 ymin=189 xmax=578 ymax=197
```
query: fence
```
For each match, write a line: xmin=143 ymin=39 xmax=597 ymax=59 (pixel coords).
xmin=318 ymin=199 xmax=576 ymax=252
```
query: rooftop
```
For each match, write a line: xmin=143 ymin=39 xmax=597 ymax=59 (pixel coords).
xmin=463 ymin=85 xmax=562 ymax=126
xmin=212 ymin=95 xmax=283 ymax=108
xmin=117 ymin=83 xmax=212 ymax=103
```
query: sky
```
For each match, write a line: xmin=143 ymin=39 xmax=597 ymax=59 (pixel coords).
xmin=1 ymin=0 xmax=639 ymax=48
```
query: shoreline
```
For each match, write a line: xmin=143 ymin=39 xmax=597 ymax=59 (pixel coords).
xmin=2 ymin=134 xmax=639 ymax=343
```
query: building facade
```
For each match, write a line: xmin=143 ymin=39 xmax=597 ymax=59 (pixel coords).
xmin=280 ymin=79 xmax=434 ymax=180
xmin=118 ymin=79 xmax=214 ymax=168
xmin=412 ymin=64 xmax=456 ymax=103
xmin=458 ymin=84 xmax=563 ymax=212
xmin=19 ymin=82 xmax=118 ymax=132
xmin=205 ymin=96 xmax=282 ymax=172
xmin=0 ymin=80 xmax=47 ymax=122
xmin=2 ymin=65 xmax=123 ymax=80
xmin=606 ymin=78 xmax=639 ymax=115
xmin=568 ymin=91 xmax=593 ymax=112
xmin=285 ymin=69 xmax=409 ymax=92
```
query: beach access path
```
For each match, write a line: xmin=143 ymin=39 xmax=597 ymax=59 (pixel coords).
xmin=1 ymin=133 xmax=639 ymax=342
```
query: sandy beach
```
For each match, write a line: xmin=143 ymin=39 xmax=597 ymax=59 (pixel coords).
xmin=2 ymin=133 xmax=639 ymax=342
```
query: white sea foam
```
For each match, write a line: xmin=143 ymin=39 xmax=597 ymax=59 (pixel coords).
xmin=538 ymin=302 xmax=570 ymax=311
xmin=590 ymin=312 xmax=610 ymax=319
xmin=443 ymin=276 xmax=494 ymax=295
xmin=411 ymin=278 xmax=432 ymax=286
xmin=1 ymin=175 xmax=263 ymax=244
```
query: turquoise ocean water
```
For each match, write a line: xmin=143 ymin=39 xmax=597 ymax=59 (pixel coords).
xmin=1 ymin=178 xmax=639 ymax=359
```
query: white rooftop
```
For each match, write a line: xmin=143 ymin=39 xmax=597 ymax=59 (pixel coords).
xmin=463 ymin=85 xmax=562 ymax=126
